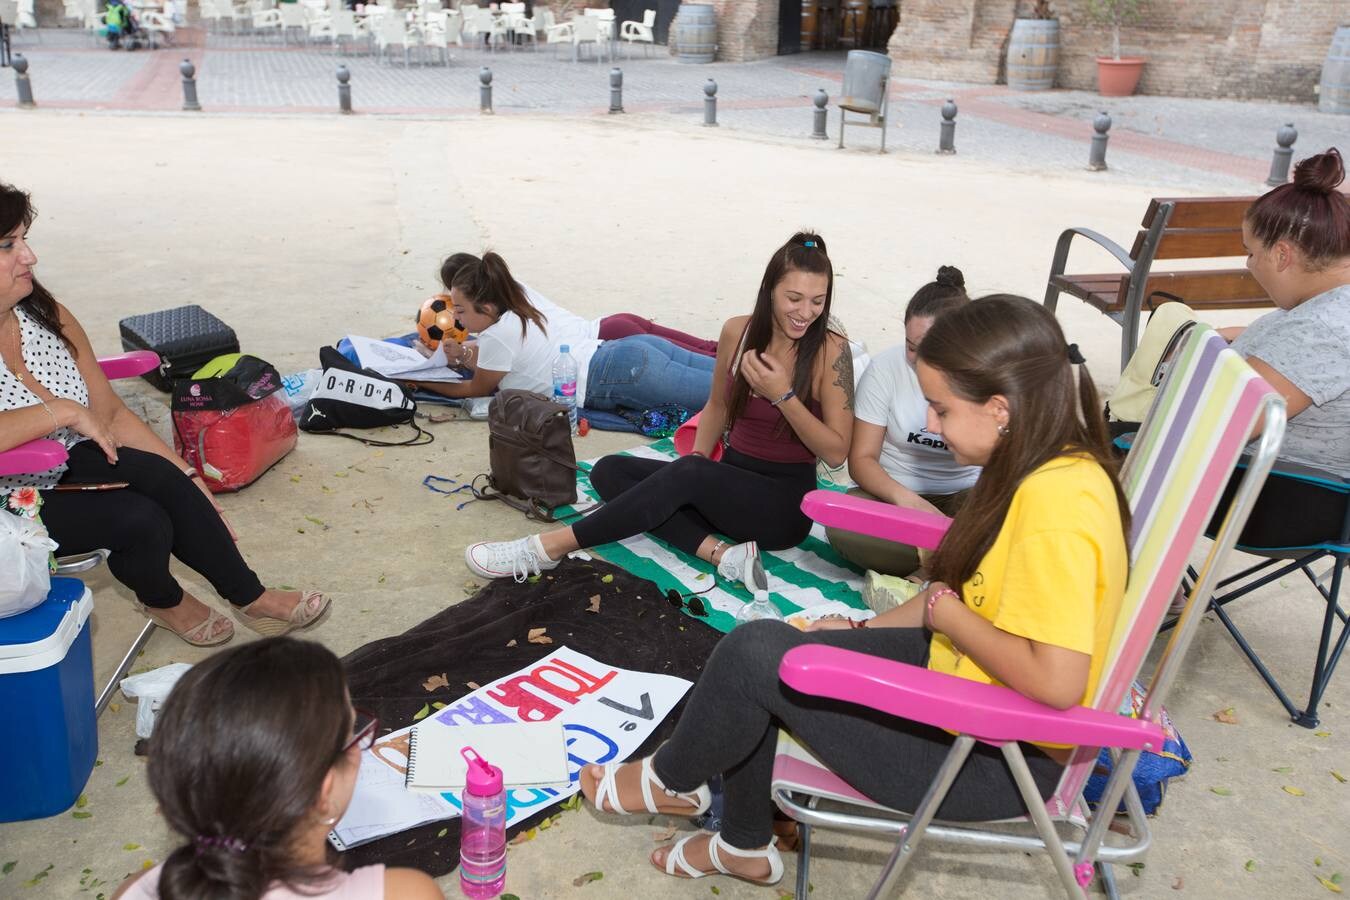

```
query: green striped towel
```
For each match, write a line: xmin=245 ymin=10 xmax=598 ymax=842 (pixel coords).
xmin=554 ymin=438 xmax=868 ymax=633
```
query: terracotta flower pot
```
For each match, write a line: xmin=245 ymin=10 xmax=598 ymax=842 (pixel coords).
xmin=1097 ymin=56 xmax=1145 ymax=96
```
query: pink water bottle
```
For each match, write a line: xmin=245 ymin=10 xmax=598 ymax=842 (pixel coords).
xmin=459 ymin=747 xmax=507 ymax=898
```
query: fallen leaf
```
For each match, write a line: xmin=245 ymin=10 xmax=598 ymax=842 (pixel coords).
xmin=1332 ymin=771 xmax=1347 ymax=784
xmin=72 ymin=811 xmax=92 ymax=819
xmin=527 ymin=575 xmax=541 ymax=584
xmin=1245 ymin=859 xmax=1257 ymax=872
xmin=572 ymin=871 xmax=603 ymax=887
xmin=1210 ymin=787 xmax=1233 ymax=796
xmin=601 ymin=574 xmax=614 ymax=584
xmin=412 ymin=703 xmax=431 ymax=721
xmin=539 ymin=816 xmax=552 ymax=831
xmin=109 ymin=703 xmax=120 ymax=713
xmin=462 ymin=580 xmax=482 ymax=593
xmin=1272 ymin=766 xmax=1294 ymax=774
xmin=378 ymin=574 xmax=387 ymax=584
xmin=506 ymin=639 xmax=518 ymax=648
xmin=509 ymin=828 xmax=538 ymax=845
xmin=422 ymin=674 xmax=450 ymax=692
xmin=1318 ymin=858 xmax=1325 ymax=866
xmin=1335 ymin=873 xmax=1345 ymax=885
xmin=1319 ymin=876 xmax=1344 ymax=893
xmin=1 ymin=861 xmax=14 ymax=875
xmin=1283 ymin=785 xmax=1306 ymax=796
xmin=1172 ymin=876 xmax=1184 ymax=890
xmin=432 ymin=702 xmax=447 ymax=710
xmin=115 ymin=776 xmax=130 ymax=787
xmin=711 ymin=888 xmax=721 ymax=896
xmin=290 ymin=475 xmax=302 ymax=483
xmin=437 ymin=828 xmax=448 ymax=838
xmin=304 ymin=515 xmax=325 ymax=527
xmin=1128 ymin=862 xmax=1145 ymax=877
xmin=587 ymin=595 xmax=602 ymax=614
xmin=560 ymin=794 xmax=582 ymax=812
xmin=466 ymin=681 xmax=481 ymax=690
xmin=123 ymin=843 xmax=141 ymax=851
xmin=94 ymin=759 xmax=103 ymax=767
xmin=75 ymin=793 xmax=88 ymax=808
xmin=141 ymin=859 xmax=154 ymax=870
xmin=527 ymin=627 xmax=553 ymax=645
xmin=695 ymin=573 xmax=707 ymax=581
xmin=1213 ymin=707 xmax=1239 ymax=725
xmin=1315 ymin=731 xmax=1332 ymax=737
xmin=652 ymin=824 xmax=677 ymax=842
xmin=502 ymin=895 xmax=522 ymax=900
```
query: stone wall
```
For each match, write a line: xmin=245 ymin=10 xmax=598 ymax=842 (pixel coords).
xmin=887 ymin=0 xmax=1347 ymax=102
xmin=704 ymin=0 xmax=778 ymax=62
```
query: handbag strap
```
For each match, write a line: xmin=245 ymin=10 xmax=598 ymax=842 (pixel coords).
xmin=307 ymin=422 xmax=435 ymax=447
xmin=468 ymin=473 xmax=559 ymax=522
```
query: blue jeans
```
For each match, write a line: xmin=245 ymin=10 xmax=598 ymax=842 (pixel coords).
xmin=582 ymin=335 xmax=715 ymax=426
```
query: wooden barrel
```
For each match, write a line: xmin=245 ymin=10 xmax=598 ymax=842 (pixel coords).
xmin=1319 ymin=24 xmax=1350 ymax=114
xmin=1006 ymin=17 xmax=1059 ymax=92
xmin=801 ymin=0 xmax=818 ymax=51
xmin=672 ymin=2 xmax=715 ymax=63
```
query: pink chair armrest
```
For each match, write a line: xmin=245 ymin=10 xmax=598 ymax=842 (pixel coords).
xmin=779 ymin=645 xmax=1165 ymax=751
xmin=0 ymin=439 xmax=69 ymax=477
xmin=98 ymin=350 xmax=160 ymax=380
xmin=800 ymin=489 xmax=952 ymax=550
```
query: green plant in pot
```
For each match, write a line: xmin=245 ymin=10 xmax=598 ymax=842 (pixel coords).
xmin=1085 ymin=0 xmax=1146 ymax=96
xmin=1007 ymin=1 xmax=1059 ymax=92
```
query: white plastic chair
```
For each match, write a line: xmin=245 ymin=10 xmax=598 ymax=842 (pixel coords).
xmin=278 ymin=2 xmax=307 ymax=42
xmin=16 ymin=0 xmax=37 ymax=31
xmin=139 ymin=9 xmax=176 ymax=45
xmin=374 ymin=11 xmax=409 ymax=64
xmin=620 ymin=8 xmax=654 ymax=57
xmin=422 ymin=14 xmax=450 ymax=64
xmin=252 ymin=6 xmax=284 ymax=36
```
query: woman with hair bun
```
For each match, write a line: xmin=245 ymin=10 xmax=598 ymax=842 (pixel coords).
xmin=464 ymin=232 xmax=855 ymax=587
xmin=407 ymin=251 xmax=717 ymax=428
xmin=111 ymin=638 xmax=443 ymax=900
xmin=826 ymin=266 xmax=980 ymax=589
xmin=1225 ymin=147 xmax=1350 ymax=476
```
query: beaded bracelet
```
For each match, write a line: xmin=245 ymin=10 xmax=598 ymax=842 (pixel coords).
xmin=925 ymin=588 xmax=958 ymax=632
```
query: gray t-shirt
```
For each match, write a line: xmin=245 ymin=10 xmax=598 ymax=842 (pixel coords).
xmin=1230 ymin=284 xmax=1350 ymax=476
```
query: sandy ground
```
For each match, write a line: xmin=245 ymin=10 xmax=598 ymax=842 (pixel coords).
xmin=0 ymin=108 xmax=1345 ymax=899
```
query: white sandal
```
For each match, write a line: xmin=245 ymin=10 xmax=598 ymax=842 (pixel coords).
xmin=658 ymin=830 xmax=785 ymax=885
xmin=591 ymin=754 xmax=712 ymax=816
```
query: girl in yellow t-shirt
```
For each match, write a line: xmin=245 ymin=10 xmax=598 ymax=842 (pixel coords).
xmin=577 ymin=295 xmax=1129 ymax=889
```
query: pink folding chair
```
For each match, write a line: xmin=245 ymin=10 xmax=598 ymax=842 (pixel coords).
xmin=771 ymin=325 xmax=1286 ymax=898
xmin=0 ymin=350 xmax=161 ymax=717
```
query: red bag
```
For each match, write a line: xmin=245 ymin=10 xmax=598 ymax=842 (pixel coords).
xmin=171 ymin=355 xmax=297 ymax=493
xmin=673 ymin=411 xmax=724 ymax=461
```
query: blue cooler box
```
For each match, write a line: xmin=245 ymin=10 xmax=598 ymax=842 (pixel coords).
xmin=0 ymin=577 xmax=97 ymax=822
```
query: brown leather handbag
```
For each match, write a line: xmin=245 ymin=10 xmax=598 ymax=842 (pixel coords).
xmin=470 ymin=390 xmax=578 ymax=521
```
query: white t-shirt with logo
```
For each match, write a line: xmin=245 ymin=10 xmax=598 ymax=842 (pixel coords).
xmin=852 ymin=345 xmax=981 ymax=495
xmin=473 ymin=283 xmax=602 ymax=405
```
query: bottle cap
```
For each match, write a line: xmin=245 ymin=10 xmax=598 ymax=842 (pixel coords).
xmin=461 ymin=746 xmax=503 ymax=796
xmin=559 ymin=344 xmax=570 ymax=354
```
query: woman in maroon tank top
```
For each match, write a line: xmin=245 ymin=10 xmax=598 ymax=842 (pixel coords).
xmin=465 ymin=232 xmax=856 ymax=590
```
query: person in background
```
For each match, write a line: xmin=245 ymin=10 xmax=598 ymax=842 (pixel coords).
xmin=111 ymin=638 xmax=444 ymax=900
xmin=825 ymin=266 xmax=980 ymax=606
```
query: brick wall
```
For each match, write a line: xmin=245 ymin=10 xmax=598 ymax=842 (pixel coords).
xmin=698 ymin=0 xmax=778 ymax=62
xmin=887 ymin=0 xmax=1347 ymax=101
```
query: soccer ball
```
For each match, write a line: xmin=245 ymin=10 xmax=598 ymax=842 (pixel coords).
xmin=416 ymin=295 xmax=467 ymax=351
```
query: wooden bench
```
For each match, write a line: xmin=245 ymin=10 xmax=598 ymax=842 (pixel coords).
xmin=1043 ymin=196 xmax=1271 ymax=371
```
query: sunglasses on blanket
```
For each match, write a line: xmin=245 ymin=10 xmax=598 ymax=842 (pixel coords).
xmin=666 ymin=589 xmax=709 ymax=617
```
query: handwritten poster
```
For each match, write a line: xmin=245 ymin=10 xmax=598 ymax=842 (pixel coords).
xmin=330 ymin=647 xmax=692 ymax=850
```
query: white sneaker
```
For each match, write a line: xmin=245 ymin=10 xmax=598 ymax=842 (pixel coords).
xmin=465 ymin=535 xmax=560 ymax=582
xmin=717 ymin=541 xmax=767 ymax=592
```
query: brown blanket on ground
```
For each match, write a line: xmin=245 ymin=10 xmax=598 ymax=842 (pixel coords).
xmin=340 ymin=557 xmax=722 ymax=877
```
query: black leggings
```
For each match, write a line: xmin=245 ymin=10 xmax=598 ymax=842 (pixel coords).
xmin=652 ymin=620 xmax=1064 ymax=849
xmin=573 ymin=448 xmax=817 ymax=555
xmin=38 ymin=442 xmax=265 ymax=610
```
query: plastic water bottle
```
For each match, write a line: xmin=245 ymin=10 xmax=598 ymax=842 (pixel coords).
xmin=552 ymin=344 xmax=579 ymax=434
xmin=459 ymin=747 xmax=507 ymax=898
xmin=735 ymin=589 xmax=783 ymax=627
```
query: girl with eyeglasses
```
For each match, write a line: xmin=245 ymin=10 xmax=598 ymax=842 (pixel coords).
xmin=111 ymin=638 xmax=443 ymax=900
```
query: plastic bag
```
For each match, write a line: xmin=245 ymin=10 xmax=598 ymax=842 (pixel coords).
xmin=0 ymin=512 xmax=57 ymax=619
xmin=281 ymin=368 xmax=322 ymax=420
xmin=120 ymin=662 xmax=194 ymax=738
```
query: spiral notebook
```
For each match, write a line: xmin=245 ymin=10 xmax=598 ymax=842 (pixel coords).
xmin=405 ymin=721 xmax=571 ymax=793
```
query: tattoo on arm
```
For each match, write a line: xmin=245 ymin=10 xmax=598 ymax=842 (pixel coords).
xmin=832 ymin=345 xmax=855 ymax=411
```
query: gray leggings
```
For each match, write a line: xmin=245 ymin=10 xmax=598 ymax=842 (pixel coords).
xmin=652 ymin=620 xmax=1064 ymax=849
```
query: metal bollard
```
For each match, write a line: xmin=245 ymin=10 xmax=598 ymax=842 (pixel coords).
xmin=479 ymin=67 xmax=493 ymax=114
xmin=179 ymin=59 xmax=201 ymax=112
xmin=1265 ymin=122 xmax=1298 ymax=187
xmin=938 ymin=98 xmax=957 ymax=154
xmin=12 ymin=54 xmax=34 ymax=109
xmin=336 ymin=65 xmax=352 ymax=114
xmin=1088 ymin=111 xmax=1111 ymax=171
xmin=812 ymin=89 xmax=828 ymax=140
xmin=703 ymin=78 xmax=717 ymax=127
xmin=609 ymin=67 xmax=623 ymax=114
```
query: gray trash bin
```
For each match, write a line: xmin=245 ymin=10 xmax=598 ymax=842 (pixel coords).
xmin=839 ymin=50 xmax=892 ymax=151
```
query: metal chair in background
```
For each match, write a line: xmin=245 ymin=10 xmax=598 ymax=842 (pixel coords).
xmin=837 ymin=49 xmax=891 ymax=152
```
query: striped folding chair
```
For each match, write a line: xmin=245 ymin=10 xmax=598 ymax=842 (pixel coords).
xmin=772 ymin=325 xmax=1286 ymax=899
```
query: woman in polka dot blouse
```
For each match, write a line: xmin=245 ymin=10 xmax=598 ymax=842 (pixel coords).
xmin=0 ymin=182 xmax=329 ymax=647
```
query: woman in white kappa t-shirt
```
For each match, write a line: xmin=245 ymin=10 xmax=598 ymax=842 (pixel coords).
xmin=825 ymin=266 xmax=980 ymax=583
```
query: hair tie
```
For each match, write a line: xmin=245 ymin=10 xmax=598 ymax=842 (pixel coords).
xmin=1066 ymin=343 xmax=1086 ymax=365
xmin=194 ymin=835 xmax=249 ymax=855
xmin=803 ymin=240 xmax=817 ymax=248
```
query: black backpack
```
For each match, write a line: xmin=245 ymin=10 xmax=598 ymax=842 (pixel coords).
xmin=299 ymin=346 xmax=432 ymax=446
